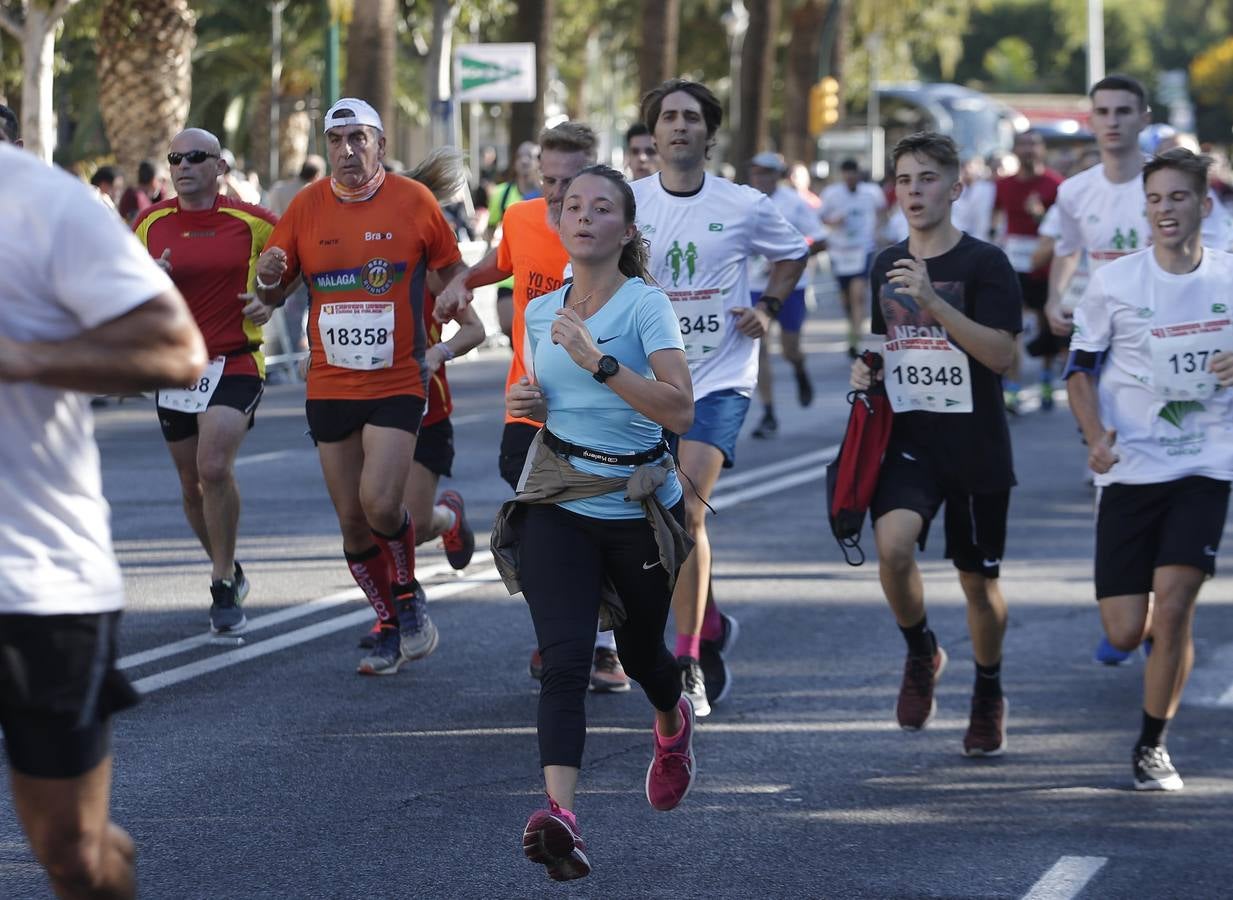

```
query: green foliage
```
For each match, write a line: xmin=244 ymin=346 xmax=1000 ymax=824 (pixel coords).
xmin=982 ymin=36 xmax=1036 ymax=90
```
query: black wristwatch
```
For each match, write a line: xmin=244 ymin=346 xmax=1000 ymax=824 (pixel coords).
xmin=593 ymin=354 xmax=620 ymax=383
xmin=757 ymin=295 xmax=783 ymax=317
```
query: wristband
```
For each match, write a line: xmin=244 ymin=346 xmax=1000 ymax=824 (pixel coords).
xmin=255 ymin=274 xmax=282 ymax=291
xmin=757 ymin=295 xmax=783 ymax=317
xmin=437 ymin=343 xmax=455 ymax=362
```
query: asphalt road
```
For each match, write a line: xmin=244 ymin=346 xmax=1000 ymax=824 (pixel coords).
xmin=2 ymin=305 xmax=1231 ymax=899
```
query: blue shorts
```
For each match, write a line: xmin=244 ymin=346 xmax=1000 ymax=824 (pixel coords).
xmin=669 ymin=389 xmax=751 ymax=469
xmin=750 ymin=289 xmax=807 ymax=333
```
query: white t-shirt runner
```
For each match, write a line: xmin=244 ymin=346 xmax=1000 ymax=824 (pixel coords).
xmin=632 ymin=174 xmax=808 ymax=399
xmin=0 ymin=145 xmax=174 ymax=615
xmin=1071 ymin=247 xmax=1233 ymax=487
xmin=748 ymin=184 xmax=827 ymax=293
xmin=819 ymin=181 xmax=886 ymax=276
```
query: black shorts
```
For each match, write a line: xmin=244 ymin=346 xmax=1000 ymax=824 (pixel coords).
xmin=413 ymin=417 xmax=455 ymax=478
xmin=499 ymin=421 xmax=541 ymax=491
xmin=1018 ymin=272 xmax=1048 ymax=312
xmin=871 ymin=445 xmax=1011 ymax=579
xmin=157 ymin=374 xmax=263 ymax=443
xmin=0 ymin=611 xmax=139 ymax=778
xmin=1095 ymin=476 xmax=1230 ymax=598
xmin=305 ymin=394 xmax=426 ymax=444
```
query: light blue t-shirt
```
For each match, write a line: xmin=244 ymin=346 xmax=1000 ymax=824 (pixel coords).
xmin=525 ymin=277 xmax=686 ymax=519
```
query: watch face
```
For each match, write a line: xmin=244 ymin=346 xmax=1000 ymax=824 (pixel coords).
xmin=599 ymin=355 xmax=619 ymax=376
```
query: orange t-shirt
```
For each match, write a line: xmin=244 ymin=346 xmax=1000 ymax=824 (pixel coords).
xmin=264 ymin=176 xmax=461 ymax=400
xmin=495 ymin=198 xmax=570 ymax=424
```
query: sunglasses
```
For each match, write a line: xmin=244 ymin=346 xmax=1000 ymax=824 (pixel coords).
xmin=167 ymin=150 xmax=219 ymax=166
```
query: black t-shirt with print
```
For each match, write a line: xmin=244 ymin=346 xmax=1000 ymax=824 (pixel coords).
xmin=870 ymin=234 xmax=1023 ymax=493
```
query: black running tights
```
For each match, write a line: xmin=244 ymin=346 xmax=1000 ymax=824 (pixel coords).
xmin=518 ymin=502 xmax=684 ymax=768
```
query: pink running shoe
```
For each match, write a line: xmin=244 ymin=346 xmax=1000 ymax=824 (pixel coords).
xmin=522 ymin=799 xmax=590 ymax=881
xmin=646 ymin=695 xmax=696 ymax=811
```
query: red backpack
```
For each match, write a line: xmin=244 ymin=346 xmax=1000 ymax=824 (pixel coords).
xmin=826 ymin=351 xmax=894 ymax=565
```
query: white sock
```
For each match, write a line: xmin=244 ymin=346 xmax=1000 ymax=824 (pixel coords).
xmin=433 ymin=505 xmax=456 ymax=534
xmin=595 ymin=628 xmax=617 ymax=651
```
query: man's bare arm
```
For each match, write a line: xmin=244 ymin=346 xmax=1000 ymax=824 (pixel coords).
xmin=0 ymin=290 xmax=207 ymax=392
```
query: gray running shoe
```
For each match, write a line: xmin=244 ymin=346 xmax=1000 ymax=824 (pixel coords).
xmin=232 ymin=561 xmax=250 ymax=603
xmin=395 ymin=582 xmax=439 ymax=661
xmin=677 ymin=655 xmax=711 ymax=718
xmin=1133 ymin=744 xmax=1183 ymax=791
xmin=357 ymin=625 xmax=404 ymax=676
xmin=209 ymin=578 xmax=247 ymax=634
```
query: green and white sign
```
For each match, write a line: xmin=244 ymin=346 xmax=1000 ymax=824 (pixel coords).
xmin=454 ymin=43 xmax=537 ymax=102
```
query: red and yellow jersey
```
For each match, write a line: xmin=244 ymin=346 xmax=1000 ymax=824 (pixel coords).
xmin=495 ymin=198 xmax=569 ymax=425
xmin=134 ymin=195 xmax=277 ymax=378
xmin=422 ymin=292 xmax=452 ymax=427
xmin=264 ymin=176 xmax=462 ymax=401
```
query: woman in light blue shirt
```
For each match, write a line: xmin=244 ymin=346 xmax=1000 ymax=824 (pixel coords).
xmin=507 ymin=165 xmax=696 ymax=881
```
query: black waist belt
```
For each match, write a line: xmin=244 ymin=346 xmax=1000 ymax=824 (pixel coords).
xmin=542 ymin=429 xmax=668 ymax=467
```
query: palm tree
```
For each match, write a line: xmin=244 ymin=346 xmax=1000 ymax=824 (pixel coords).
xmin=97 ymin=0 xmax=196 ymax=183
xmin=637 ymin=0 xmax=680 ymax=99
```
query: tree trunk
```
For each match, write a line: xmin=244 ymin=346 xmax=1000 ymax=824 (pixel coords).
xmin=425 ymin=0 xmax=461 ymax=148
xmin=345 ymin=0 xmax=397 ymax=132
xmin=730 ymin=0 xmax=780 ymax=183
xmin=637 ymin=0 xmax=680 ymax=99
xmin=782 ymin=0 xmax=829 ymax=167
xmin=508 ymin=0 xmax=553 ymax=160
xmin=1 ymin=1 xmax=81 ymax=162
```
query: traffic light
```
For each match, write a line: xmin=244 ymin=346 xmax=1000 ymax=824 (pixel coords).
xmin=809 ymin=77 xmax=841 ymax=136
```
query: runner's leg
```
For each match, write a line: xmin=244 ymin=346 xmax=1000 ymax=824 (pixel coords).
xmin=403 ymin=459 xmax=444 ymax=543
xmin=1142 ymin=565 xmax=1204 ymax=719
xmin=874 ymin=509 xmax=927 ymax=627
xmin=10 ymin=757 xmax=136 ymax=900
xmin=165 ymin=434 xmax=211 ymax=558
xmin=194 ymin=405 xmax=251 ymax=582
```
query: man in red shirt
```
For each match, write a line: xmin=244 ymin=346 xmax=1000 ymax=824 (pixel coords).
xmin=994 ymin=129 xmax=1064 ymax=410
xmin=135 ymin=128 xmax=279 ymax=635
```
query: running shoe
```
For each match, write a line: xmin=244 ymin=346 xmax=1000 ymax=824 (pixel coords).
xmin=357 ymin=625 xmax=404 ymax=675
xmin=437 ymin=489 xmax=474 ymax=570
xmin=233 ymin=561 xmax=250 ymax=603
xmin=209 ymin=578 xmax=247 ymax=634
xmin=677 ymin=655 xmax=710 ymax=718
xmin=1003 ymin=388 xmax=1021 ymax=416
xmin=699 ymin=612 xmax=739 ymax=707
xmin=357 ymin=618 xmax=381 ymax=650
xmin=529 ymin=649 xmax=544 ymax=680
xmin=1039 ymin=381 xmax=1055 ymax=411
xmin=589 ymin=647 xmax=631 ymax=693
xmin=751 ymin=410 xmax=778 ymax=439
xmin=962 ymin=695 xmax=1008 ymax=757
xmin=394 ymin=581 xmax=439 ymax=661
xmin=794 ymin=365 xmax=814 ymax=407
xmin=1094 ymin=636 xmax=1133 ymax=666
xmin=896 ymin=646 xmax=947 ymax=730
xmin=1133 ymin=744 xmax=1184 ymax=791
xmin=522 ymin=799 xmax=591 ymax=881
xmin=646 ymin=696 xmax=696 ymax=811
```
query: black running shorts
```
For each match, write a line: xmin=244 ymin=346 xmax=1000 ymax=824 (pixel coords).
xmin=870 ymin=444 xmax=1011 ymax=579
xmin=305 ymin=394 xmax=426 ymax=444
xmin=413 ymin=417 xmax=455 ymax=478
xmin=157 ymin=374 xmax=263 ymax=443
xmin=499 ymin=421 xmax=541 ymax=491
xmin=0 ymin=611 xmax=139 ymax=778
xmin=1095 ymin=476 xmax=1230 ymax=598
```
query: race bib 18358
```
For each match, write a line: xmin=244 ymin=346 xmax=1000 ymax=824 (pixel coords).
xmin=319 ymin=302 xmax=395 ymax=370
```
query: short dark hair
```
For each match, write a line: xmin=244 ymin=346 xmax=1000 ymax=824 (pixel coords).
xmin=0 ymin=104 xmax=18 ymax=143
xmin=641 ymin=78 xmax=723 ymax=138
xmin=625 ymin=122 xmax=650 ymax=145
xmin=840 ymin=158 xmax=859 ymax=172
xmin=891 ymin=132 xmax=960 ymax=177
xmin=1089 ymin=74 xmax=1147 ymax=110
xmin=90 ymin=166 xmax=118 ymax=187
xmin=137 ymin=160 xmax=157 ymax=183
xmin=299 ymin=159 xmax=322 ymax=180
xmin=1143 ymin=147 xmax=1211 ymax=197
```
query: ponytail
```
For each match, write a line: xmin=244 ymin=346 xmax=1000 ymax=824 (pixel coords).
xmin=619 ymin=229 xmax=654 ymax=283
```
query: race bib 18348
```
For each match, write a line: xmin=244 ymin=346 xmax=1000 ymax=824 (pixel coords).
xmin=882 ymin=335 xmax=973 ymax=413
xmin=319 ymin=302 xmax=395 ymax=370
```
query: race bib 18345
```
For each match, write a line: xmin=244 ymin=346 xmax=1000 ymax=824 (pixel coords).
xmin=669 ymin=289 xmax=725 ymax=363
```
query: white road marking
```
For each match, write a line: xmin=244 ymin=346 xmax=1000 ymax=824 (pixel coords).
xmin=709 ymin=444 xmax=839 ymax=493
xmin=118 ymin=561 xmax=459 ymax=670
xmin=235 ymin=448 xmax=313 ymax=467
xmin=133 ymin=567 xmax=502 ymax=694
xmin=1021 ymin=856 xmax=1107 ymax=900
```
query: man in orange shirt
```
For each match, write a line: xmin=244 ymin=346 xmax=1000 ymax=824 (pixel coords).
xmin=253 ymin=98 xmax=467 ymax=675
xmin=135 ymin=127 xmax=279 ymax=635
xmin=438 ymin=122 xmax=630 ymax=692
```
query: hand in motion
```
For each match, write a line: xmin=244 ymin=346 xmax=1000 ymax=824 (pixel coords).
xmin=730 ymin=305 xmax=770 ymax=339
xmin=888 ymin=256 xmax=942 ymax=310
xmin=1045 ymin=297 xmax=1074 ymax=337
xmin=551 ymin=307 xmax=602 ymax=372
xmin=506 ymin=375 xmax=546 ymax=421
xmin=1088 ymin=428 xmax=1119 ymax=474
xmin=256 ymin=247 xmax=288 ymax=287
xmin=154 ymin=248 xmax=173 ymax=274
xmin=1211 ymin=350 xmax=1233 ymax=388
xmin=849 ymin=355 xmax=883 ymax=391
xmin=239 ymin=293 xmax=273 ymax=326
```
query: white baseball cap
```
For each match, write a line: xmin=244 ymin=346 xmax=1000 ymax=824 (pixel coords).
xmin=749 ymin=151 xmax=786 ymax=172
xmin=323 ymin=98 xmax=383 ymax=134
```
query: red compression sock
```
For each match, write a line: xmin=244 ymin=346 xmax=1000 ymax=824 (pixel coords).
xmin=345 ymin=545 xmax=396 ymax=624
xmin=372 ymin=512 xmax=415 ymax=587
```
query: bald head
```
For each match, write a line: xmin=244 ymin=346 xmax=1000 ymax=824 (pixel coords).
xmin=168 ymin=128 xmax=224 ymax=208
xmin=171 ymin=128 xmax=222 ymax=156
